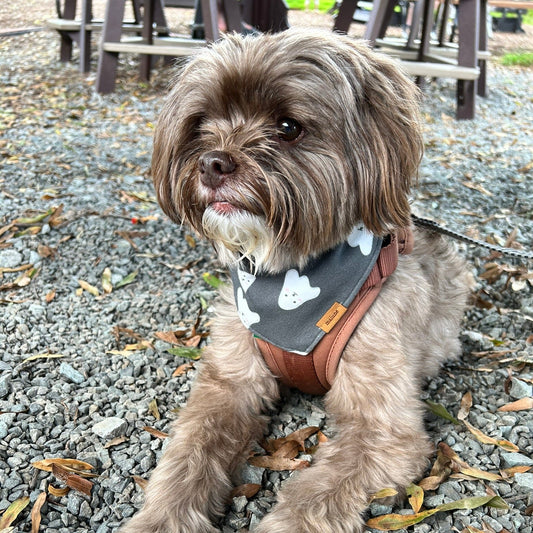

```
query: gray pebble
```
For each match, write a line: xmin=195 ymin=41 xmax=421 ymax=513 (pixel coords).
xmin=59 ymin=362 xmax=85 ymax=384
xmin=509 ymin=377 xmax=533 ymax=399
xmin=0 ymin=375 xmax=11 ymax=399
xmin=514 ymin=473 xmax=533 ymax=491
xmin=501 ymin=452 xmax=533 ymax=468
xmin=0 ymin=249 xmax=23 ymax=268
xmin=92 ymin=417 xmax=128 ymax=440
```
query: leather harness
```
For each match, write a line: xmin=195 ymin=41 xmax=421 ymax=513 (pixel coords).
xmin=255 ymin=228 xmax=414 ymax=395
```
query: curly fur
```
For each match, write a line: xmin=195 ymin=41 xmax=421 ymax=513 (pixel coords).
xmin=120 ymin=28 xmax=469 ymax=533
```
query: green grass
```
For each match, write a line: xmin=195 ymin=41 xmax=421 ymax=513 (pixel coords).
xmin=285 ymin=0 xmax=337 ymax=13
xmin=500 ymin=51 xmax=533 ymax=66
xmin=523 ymin=9 xmax=533 ymax=25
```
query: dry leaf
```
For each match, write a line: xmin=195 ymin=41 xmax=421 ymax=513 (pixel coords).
xmin=148 ymin=399 xmax=161 ymax=420
xmin=366 ymin=495 xmax=507 ymax=530
xmin=406 ymin=483 xmax=424 ymax=513
xmin=500 ymin=465 xmax=531 ymax=478
xmin=439 ymin=443 xmax=502 ymax=481
xmin=498 ymin=397 xmax=533 ymax=412
xmin=51 ymin=464 xmax=93 ymax=496
xmin=248 ymin=455 xmax=310 ymax=471
xmin=132 ymin=475 xmax=148 ymax=490
xmin=262 ymin=426 xmax=320 ymax=454
xmin=457 ymin=391 xmax=472 ymax=421
xmin=172 ymin=362 xmax=194 ymax=377
xmin=102 ymin=268 xmax=113 ymax=293
xmin=463 ymin=420 xmax=518 ymax=452
xmin=47 ymin=484 xmax=70 ymax=497
xmin=0 ymin=497 xmax=30 ymax=529
xmin=143 ymin=426 xmax=169 ymax=439
xmin=45 ymin=289 xmax=56 ymax=303
xmin=31 ymin=492 xmax=46 ymax=533
xmin=104 ymin=435 xmax=129 ymax=448
xmin=32 ymin=458 xmax=95 ymax=475
xmin=369 ymin=488 xmax=399 ymax=503
xmin=272 ymin=440 xmax=301 ymax=459
xmin=78 ymin=279 xmax=99 ymax=296
xmin=231 ymin=484 xmax=261 ymax=499
xmin=155 ymin=331 xmax=181 ymax=344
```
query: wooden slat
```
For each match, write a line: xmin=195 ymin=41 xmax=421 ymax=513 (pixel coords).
xmin=397 ymin=61 xmax=480 ymax=80
xmin=47 ymin=18 xmax=143 ymax=32
xmin=488 ymin=0 xmax=532 ymax=8
xmin=102 ymin=37 xmax=205 ymax=56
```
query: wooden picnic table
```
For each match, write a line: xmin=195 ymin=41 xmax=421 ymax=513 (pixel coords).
xmin=334 ymin=0 xmax=489 ymax=119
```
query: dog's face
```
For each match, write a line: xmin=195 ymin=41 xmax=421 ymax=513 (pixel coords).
xmin=152 ymin=29 xmax=422 ymax=273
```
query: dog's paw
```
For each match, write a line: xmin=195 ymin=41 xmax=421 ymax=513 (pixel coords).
xmin=254 ymin=504 xmax=364 ymax=533
xmin=119 ymin=510 xmax=219 ymax=533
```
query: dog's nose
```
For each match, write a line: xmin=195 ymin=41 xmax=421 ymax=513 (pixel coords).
xmin=199 ymin=151 xmax=236 ymax=189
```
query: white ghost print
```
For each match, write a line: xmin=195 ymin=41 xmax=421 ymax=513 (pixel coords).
xmin=238 ymin=269 xmax=256 ymax=293
xmin=278 ymin=269 xmax=321 ymax=311
xmin=237 ymin=287 xmax=260 ymax=327
xmin=347 ymin=225 xmax=373 ymax=255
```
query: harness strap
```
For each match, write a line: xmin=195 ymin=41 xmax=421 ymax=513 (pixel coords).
xmin=256 ymin=228 xmax=413 ymax=395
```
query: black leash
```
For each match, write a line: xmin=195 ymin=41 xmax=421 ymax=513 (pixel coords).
xmin=411 ymin=214 xmax=533 ymax=260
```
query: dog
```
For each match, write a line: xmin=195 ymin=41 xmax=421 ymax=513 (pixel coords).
xmin=121 ymin=29 xmax=469 ymax=533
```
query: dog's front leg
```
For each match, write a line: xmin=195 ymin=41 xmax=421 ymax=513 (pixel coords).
xmin=120 ymin=330 xmax=279 ymax=533
xmin=256 ymin=344 xmax=432 ymax=533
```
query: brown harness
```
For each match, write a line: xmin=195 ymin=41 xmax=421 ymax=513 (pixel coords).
xmin=255 ymin=228 xmax=414 ymax=395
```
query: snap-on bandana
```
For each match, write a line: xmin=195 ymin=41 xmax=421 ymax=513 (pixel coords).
xmin=230 ymin=225 xmax=382 ymax=355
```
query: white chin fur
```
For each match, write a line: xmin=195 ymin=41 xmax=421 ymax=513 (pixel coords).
xmin=201 ymin=207 xmax=275 ymax=269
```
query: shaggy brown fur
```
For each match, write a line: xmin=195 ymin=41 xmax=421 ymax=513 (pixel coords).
xmin=120 ymin=29 xmax=469 ymax=533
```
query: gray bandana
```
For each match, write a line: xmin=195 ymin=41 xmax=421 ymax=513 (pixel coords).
xmin=230 ymin=225 xmax=382 ymax=355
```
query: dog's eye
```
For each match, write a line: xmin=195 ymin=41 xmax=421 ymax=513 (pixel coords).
xmin=277 ymin=118 xmax=303 ymax=142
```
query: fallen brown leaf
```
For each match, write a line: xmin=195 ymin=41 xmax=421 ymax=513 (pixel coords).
xmin=51 ymin=464 xmax=93 ymax=496
xmin=143 ymin=426 xmax=169 ymax=439
xmin=48 ymin=484 xmax=70 ymax=497
xmin=457 ymin=391 xmax=472 ymax=421
xmin=172 ymin=362 xmax=194 ymax=377
xmin=231 ymin=483 xmax=261 ymax=499
xmin=148 ymin=399 xmax=161 ymax=420
xmin=132 ymin=475 xmax=148 ymax=490
xmin=32 ymin=458 xmax=95 ymax=476
xmin=262 ymin=426 xmax=320 ymax=454
xmin=248 ymin=455 xmax=310 ymax=471
xmin=498 ymin=397 xmax=533 ymax=412
xmin=31 ymin=492 xmax=46 ymax=533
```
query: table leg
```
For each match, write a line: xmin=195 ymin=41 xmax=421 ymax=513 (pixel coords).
xmin=140 ymin=0 xmax=156 ymax=81
xmin=79 ymin=0 xmax=92 ymax=73
xmin=457 ymin=0 xmax=479 ymax=119
xmin=333 ymin=0 xmax=358 ymax=33
xmin=60 ymin=0 xmax=78 ymax=62
xmin=96 ymin=0 xmax=126 ymax=94
xmin=201 ymin=0 xmax=220 ymax=42
xmin=364 ymin=0 xmax=396 ymax=44
xmin=478 ymin=0 xmax=487 ymax=97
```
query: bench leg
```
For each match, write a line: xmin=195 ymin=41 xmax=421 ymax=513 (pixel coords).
xmin=456 ymin=0 xmax=479 ymax=119
xmin=477 ymin=0 xmax=488 ymax=97
xmin=333 ymin=0 xmax=358 ymax=33
xmin=96 ymin=0 xmax=126 ymax=93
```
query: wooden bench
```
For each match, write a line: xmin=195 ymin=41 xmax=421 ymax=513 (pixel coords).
xmin=488 ymin=0 xmax=532 ymax=31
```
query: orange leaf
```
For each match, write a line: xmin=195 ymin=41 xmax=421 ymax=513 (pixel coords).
xmin=263 ymin=426 xmax=319 ymax=454
xmin=231 ymin=484 xmax=261 ymax=499
xmin=143 ymin=426 xmax=169 ymax=439
xmin=48 ymin=485 xmax=70 ymax=497
xmin=248 ymin=456 xmax=310 ymax=471
xmin=463 ymin=420 xmax=518 ymax=452
xmin=457 ymin=391 xmax=472 ymax=421
xmin=498 ymin=397 xmax=533 ymax=412
xmin=51 ymin=464 xmax=93 ymax=496
xmin=31 ymin=492 xmax=47 ymax=533
xmin=32 ymin=458 xmax=95 ymax=475
xmin=272 ymin=440 xmax=301 ymax=459
xmin=172 ymin=362 xmax=194 ymax=377
xmin=132 ymin=475 xmax=148 ymax=490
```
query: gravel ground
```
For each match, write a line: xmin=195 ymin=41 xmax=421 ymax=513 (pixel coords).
xmin=1 ymin=4 xmax=533 ymax=533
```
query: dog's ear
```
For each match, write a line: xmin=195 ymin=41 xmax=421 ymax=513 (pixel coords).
xmin=335 ymin=38 xmax=423 ymax=234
